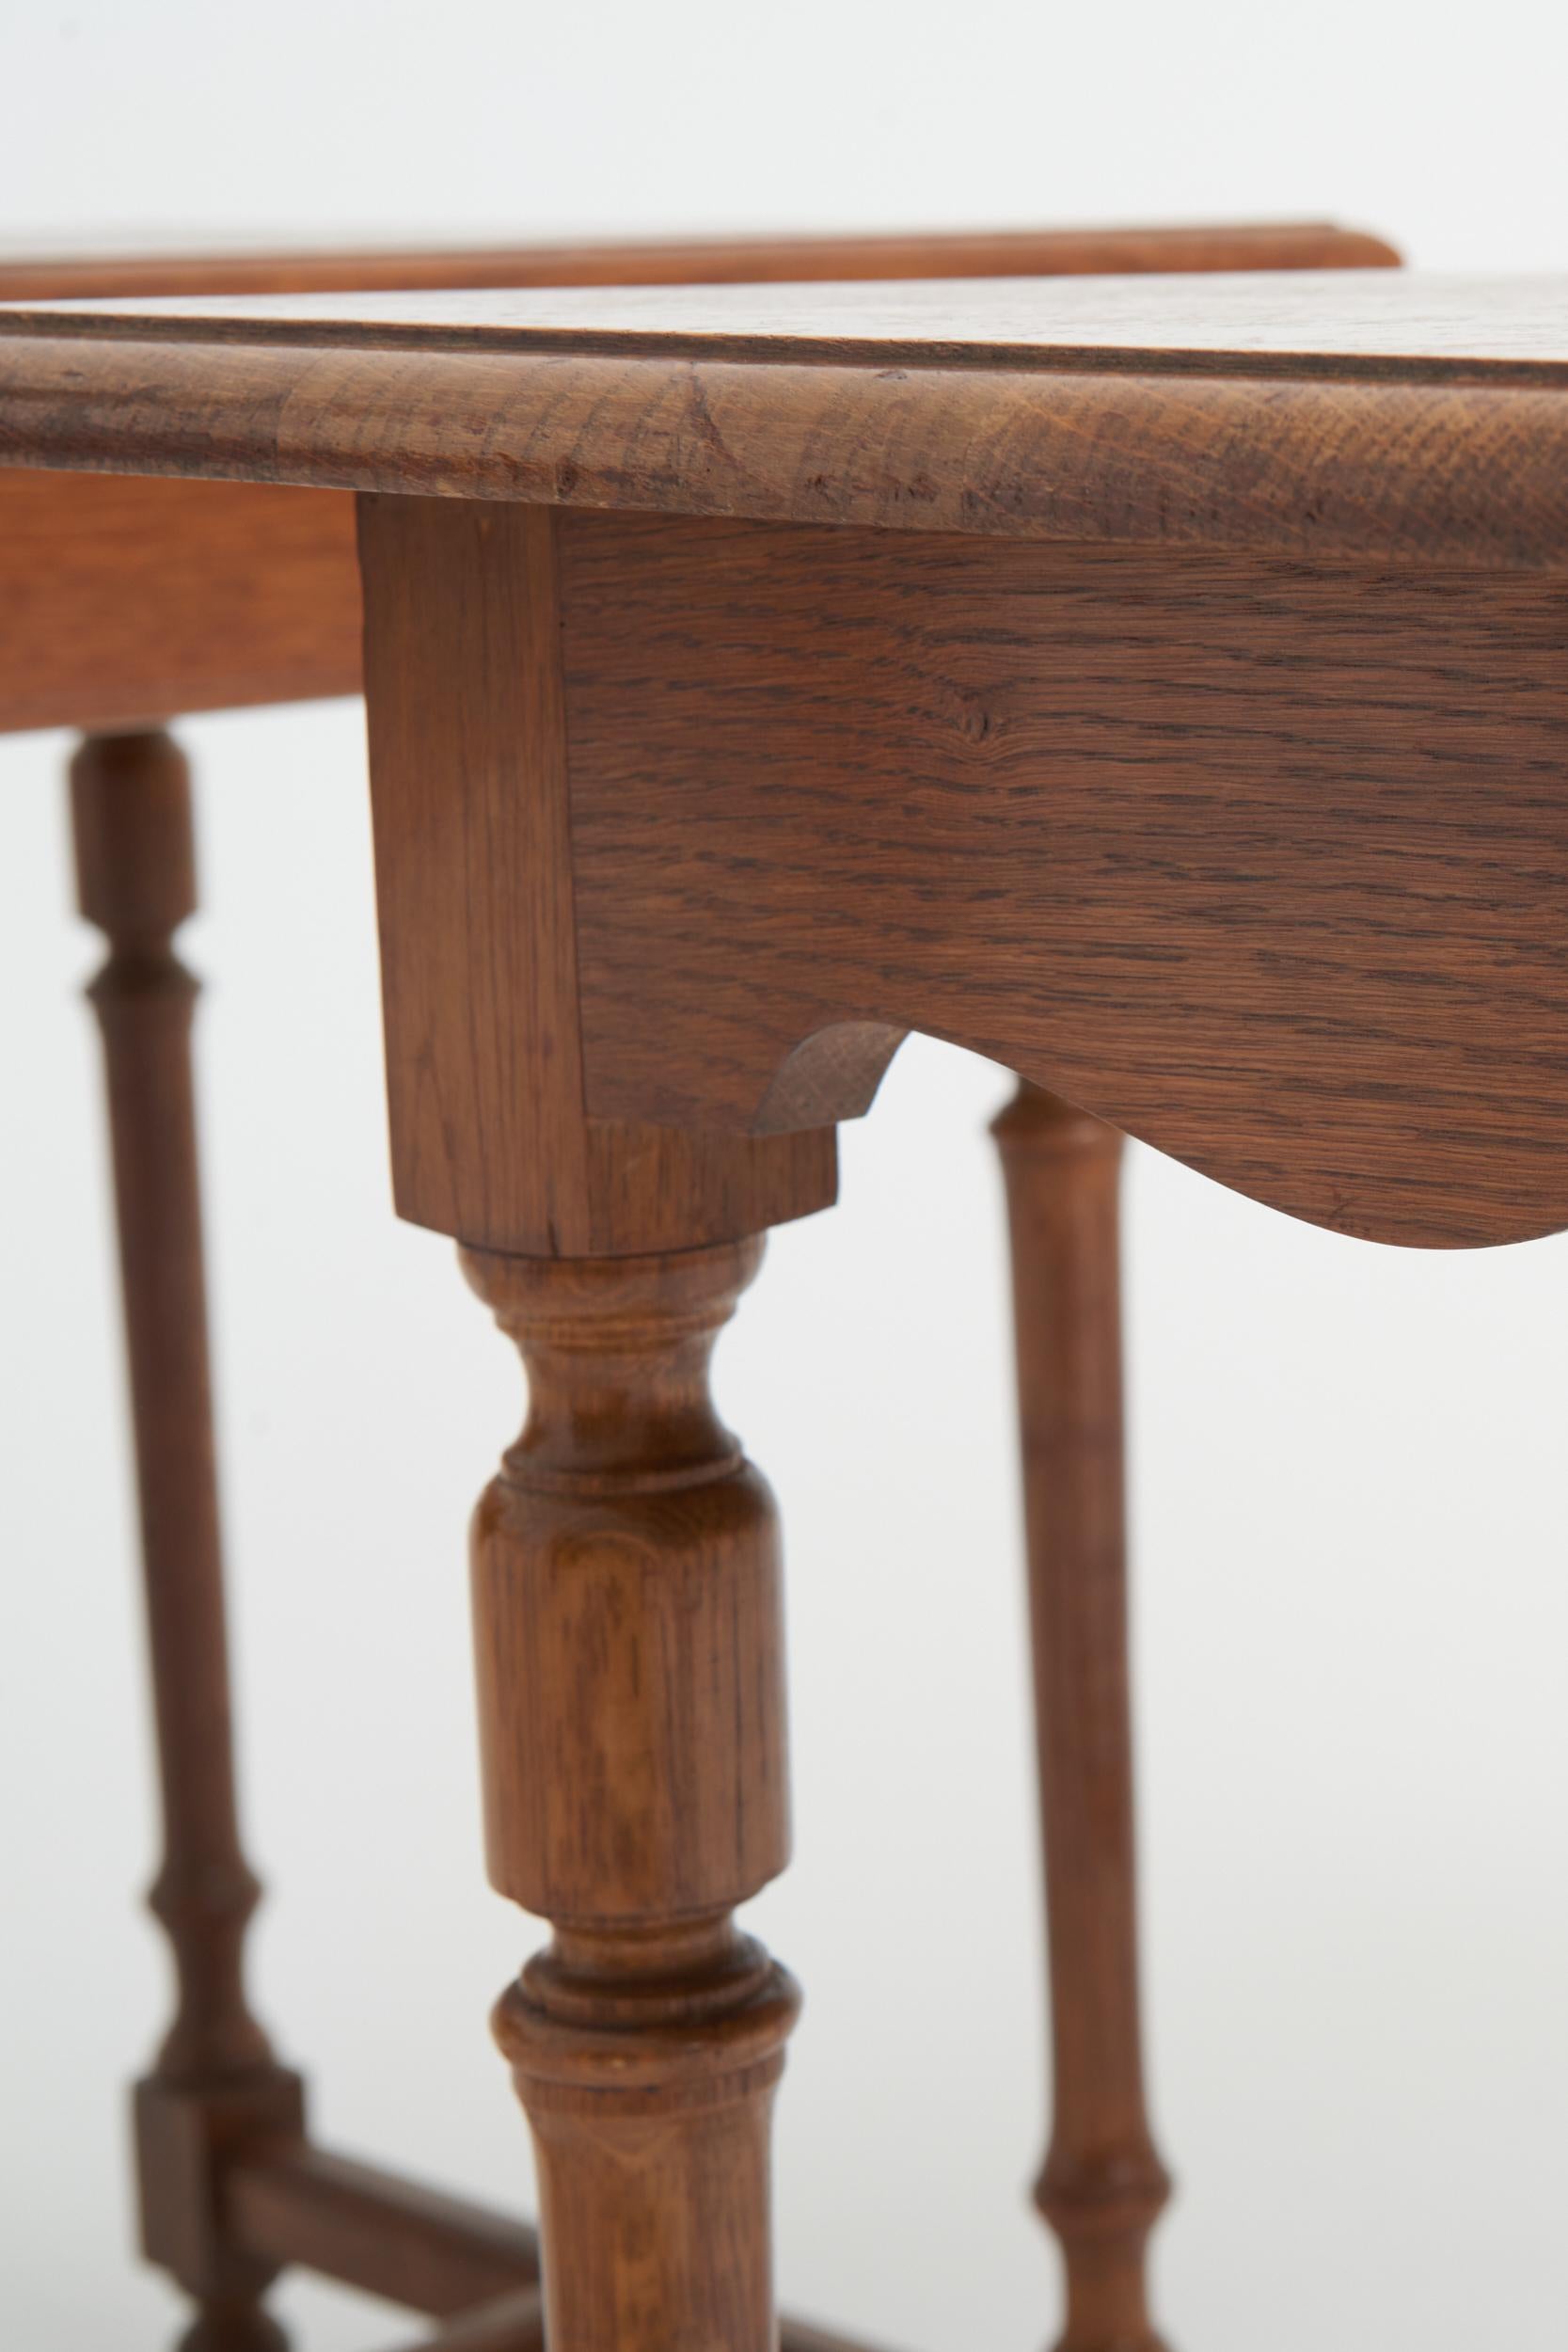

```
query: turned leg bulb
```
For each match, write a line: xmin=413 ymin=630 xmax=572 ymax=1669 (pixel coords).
xmin=462 ymin=1237 xmax=797 ymax=2352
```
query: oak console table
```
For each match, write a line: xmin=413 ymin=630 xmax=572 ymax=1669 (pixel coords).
xmin=17 ymin=234 xmax=1566 ymax=2352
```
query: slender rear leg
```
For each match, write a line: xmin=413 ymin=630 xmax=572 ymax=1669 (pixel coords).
xmin=992 ymin=1081 xmax=1172 ymax=2352
xmin=72 ymin=731 xmax=303 ymax=2349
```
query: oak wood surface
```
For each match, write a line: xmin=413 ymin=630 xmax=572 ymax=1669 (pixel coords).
xmin=0 ymin=221 xmax=1399 ymax=738
xmin=464 ymin=1240 xmax=798 ymax=2352
xmin=71 ymin=732 xmax=271 ymax=2087
xmin=6 ymin=268 xmax=1554 ymax=373
xmin=994 ymin=1087 xmax=1170 ymax=2352
xmin=71 ymin=733 xmax=305 ymax=2351
xmin=357 ymin=494 xmax=835 ymax=1253
xmin=0 ymin=219 xmax=1397 ymax=301
xmin=36 ymin=218 xmax=1424 ymax=2350
xmin=0 ymin=221 xmax=1399 ymax=737
xmin=0 ymin=221 xmax=1401 ymax=739
xmin=0 ymin=469 xmax=359 ymax=733
xmin=555 ymin=512 xmax=1568 ymax=1248
xmin=223 ymin=2142 xmax=541 ymax=2319
xmin=9 ymin=277 xmax=1568 ymax=572
xmin=223 ymin=2122 xmax=883 ymax=2348
xmin=30 ymin=224 xmax=1401 ymax=2352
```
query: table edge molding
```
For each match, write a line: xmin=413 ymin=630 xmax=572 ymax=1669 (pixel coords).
xmin=3 ymin=337 xmax=1567 ymax=568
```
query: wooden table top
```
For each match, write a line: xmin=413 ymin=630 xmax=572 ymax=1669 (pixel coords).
xmin=2 ymin=271 xmax=1564 ymax=568
xmin=0 ymin=220 xmax=1396 ymax=301
xmin=4 ymin=267 xmax=1563 ymax=375
xmin=8 ymin=253 xmax=1568 ymax=1251
xmin=0 ymin=222 xmax=1402 ymax=741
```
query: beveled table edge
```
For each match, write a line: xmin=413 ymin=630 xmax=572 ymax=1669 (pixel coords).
xmin=2 ymin=330 xmax=1566 ymax=569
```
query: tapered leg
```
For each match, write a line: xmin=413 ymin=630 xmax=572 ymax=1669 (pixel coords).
xmin=71 ymin=732 xmax=302 ymax=2351
xmin=462 ymin=1237 xmax=797 ymax=2352
xmin=992 ymin=1081 xmax=1171 ymax=2352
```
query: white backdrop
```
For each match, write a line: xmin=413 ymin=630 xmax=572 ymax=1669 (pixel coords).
xmin=3 ymin=7 xmax=1566 ymax=2347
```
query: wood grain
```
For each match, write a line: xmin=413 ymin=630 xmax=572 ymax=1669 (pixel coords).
xmin=993 ymin=1087 xmax=1170 ymax=2352
xmin=356 ymin=494 xmax=835 ymax=1253
xmin=71 ymin=731 xmax=268 ymax=2088
xmin=464 ymin=1240 xmax=798 ymax=2352
xmin=224 ymin=2142 xmax=540 ymax=2318
xmin=360 ymin=496 xmax=591 ymax=1246
xmin=0 ymin=220 xmax=1398 ymax=302
xmin=11 ymin=269 xmax=1556 ymax=377
xmin=0 ymin=222 xmax=1400 ymax=737
xmin=7 ymin=335 xmax=1565 ymax=574
xmin=0 ymin=469 xmax=358 ymax=733
xmin=224 ymin=2132 xmax=881 ymax=2348
xmin=557 ymin=514 xmax=1568 ymax=1248
xmin=71 ymin=732 xmax=305 ymax=2350
xmin=33 ymin=218 xmax=1415 ymax=2348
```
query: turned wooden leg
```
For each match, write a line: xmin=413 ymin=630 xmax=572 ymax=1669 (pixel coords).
xmin=354 ymin=493 xmax=834 ymax=2350
xmin=71 ymin=732 xmax=302 ymax=2352
xmin=992 ymin=1081 xmax=1172 ymax=2352
xmin=461 ymin=1237 xmax=797 ymax=2352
